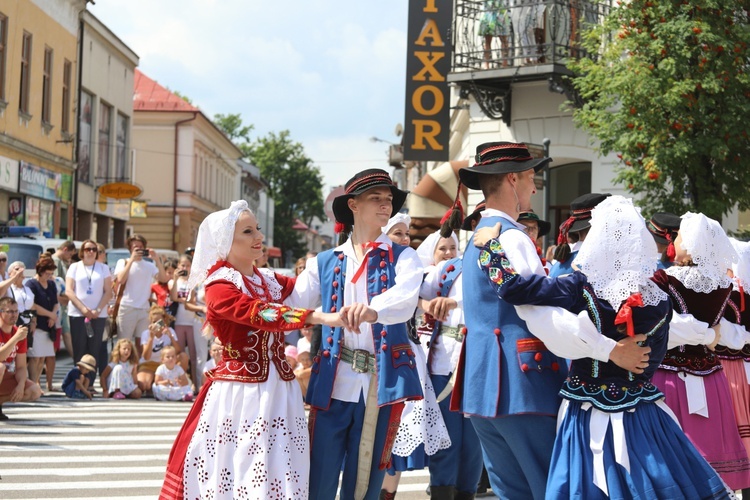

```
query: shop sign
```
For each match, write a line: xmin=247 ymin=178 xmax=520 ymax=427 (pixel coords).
xmin=403 ymin=0 xmax=452 ymax=162
xmin=0 ymin=156 xmax=19 ymax=192
xmin=98 ymin=182 xmax=142 ymax=200
xmin=8 ymin=197 xmax=23 ymax=225
xmin=19 ymin=162 xmax=62 ymax=201
xmin=130 ymin=200 xmax=148 ymax=218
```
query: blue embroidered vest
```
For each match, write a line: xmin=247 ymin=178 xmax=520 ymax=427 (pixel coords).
xmin=549 ymin=250 xmax=578 ymax=278
xmin=305 ymin=244 xmax=423 ymax=409
xmin=455 ymin=216 xmax=568 ymax=418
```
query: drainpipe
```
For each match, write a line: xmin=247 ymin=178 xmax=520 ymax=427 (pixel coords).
xmin=173 ymin=112 xmax=198 ymax=250
xmin=72 ymin=15 xmax=85 ymax=239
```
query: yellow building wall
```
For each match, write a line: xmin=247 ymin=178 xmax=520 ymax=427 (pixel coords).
xmin=0 ymin=0 xmax=78 ymax=162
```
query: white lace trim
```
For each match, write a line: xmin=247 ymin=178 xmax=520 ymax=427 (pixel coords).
xmin=203 ymin=266 xmax=284 ymax=302
xmin=678 ymin=212 xmax=737 ymax=285
xmin=730 ymin=238 xmax=750 ymax=290
xmin=665 ymin=265 xmax=733 ymax=294
xmin=576 ymin=196 xmax=665 ymax=308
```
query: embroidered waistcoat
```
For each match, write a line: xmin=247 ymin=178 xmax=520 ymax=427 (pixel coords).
xmin=305 ymin=245 xmax=423 ymax=409
xmin=451 ymin=216 xmax=568 ymax=418
xmin=653 ymin=270 xmax=731 ymax=376
xmin=717 ymin=290 xmax=750 ymax=361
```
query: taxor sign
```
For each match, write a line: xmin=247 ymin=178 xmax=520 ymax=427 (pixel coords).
xmin=403 ymin=0 xmax=451 ymax=162
xmin=98 ymin=182 xmax=142 ymax=200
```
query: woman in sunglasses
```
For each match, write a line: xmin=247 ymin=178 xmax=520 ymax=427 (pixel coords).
xmin=65 ymin=240 xmax=113 ymax=381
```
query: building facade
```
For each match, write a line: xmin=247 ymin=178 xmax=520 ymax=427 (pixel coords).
xmin=131 ymin=70 xmax=242 ymax=252
xmin=0 ymin=0 xmax=86 ymax=237
xmin=75 ymin=10 xmax=138 ymax=247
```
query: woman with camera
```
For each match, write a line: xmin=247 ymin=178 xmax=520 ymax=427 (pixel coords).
xmin=26 ymin=255 xmax=59 ymax=392
xmin=65 ymin=240 xmax=113 ymax=378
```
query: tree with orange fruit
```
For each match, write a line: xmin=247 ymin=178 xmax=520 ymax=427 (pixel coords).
xmin=569 ymin=0 xmax=750 ymax=221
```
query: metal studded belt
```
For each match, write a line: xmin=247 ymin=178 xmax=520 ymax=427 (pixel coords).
xmin=438 ymin=324 xmax=465 ymax=342
xmin=339 ymin=346 xmax=377 ymax=374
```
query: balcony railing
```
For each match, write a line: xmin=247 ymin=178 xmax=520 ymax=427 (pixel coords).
xmin=453 ymin=0 xmax=612 ymax=73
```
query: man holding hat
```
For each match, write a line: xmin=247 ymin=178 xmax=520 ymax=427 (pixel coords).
xmin=288 ymin=168 xmax=424 ymax=500
xmin=646 ymin=212 xmax=681 ymax=269
xmin=549 ymin=193 xmax=611 ymax=277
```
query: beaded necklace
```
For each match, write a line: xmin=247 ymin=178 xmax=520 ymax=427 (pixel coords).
xmin=241 ymin=268 xmax=271 ymax=301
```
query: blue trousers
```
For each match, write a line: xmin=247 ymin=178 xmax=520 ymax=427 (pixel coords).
xmin=470 ymin=414 xmax=556 ymax=500
xmin=309 ymin=395 xmax=394 ymax=500
xmin=429 ymin=374 xmax=483 ymax=492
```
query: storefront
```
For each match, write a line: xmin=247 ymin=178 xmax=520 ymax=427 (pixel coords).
xmin=0 ymin=155 xmax=20 ymax=224
xmin=16 ymin=162 xmax=73 ymax=237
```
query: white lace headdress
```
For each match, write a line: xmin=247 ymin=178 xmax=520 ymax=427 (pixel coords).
xmin=729 ymin=237 xmax=750 ymax=290
xmin=416 ymin=230 xmax=460 ymax=268
xmin=666 ymin=212 xmax=737 ymax=293
xmin=576 ymin=195 xmax=667 ymax=307
xmin=382 ymin=213 xmax=412 ymax=235
xmin=187 ymin=200 xmax=251 ymax=291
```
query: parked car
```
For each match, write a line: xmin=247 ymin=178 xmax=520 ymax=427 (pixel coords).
xmin=0 ymin=233 xmax=82 ymax=277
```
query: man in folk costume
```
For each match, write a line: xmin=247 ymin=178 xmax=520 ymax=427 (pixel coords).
xmin=448 ymin=143 xmax=648 ymax=499
xmin=549 ymin=193 xmax=610 ymax=278
xmin=288 ymin=169 xmax=424 ymax=500
xmin=646 ymin=212 xmax=681 ymax=270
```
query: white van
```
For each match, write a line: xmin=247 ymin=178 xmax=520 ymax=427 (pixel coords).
xmin=0 ymin=237 xmax=82 ymax=277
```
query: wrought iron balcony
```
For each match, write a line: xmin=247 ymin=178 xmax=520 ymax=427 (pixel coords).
xmin=450 ymin=0 xmax=612 ymax=122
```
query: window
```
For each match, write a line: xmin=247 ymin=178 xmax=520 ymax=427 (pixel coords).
xmin=115 ymin=113 xmax=128 ymax=180
xmin=0 ymin=14 xmax=7 ymax=101
xmin=61 ymin=60 xmax=71 ymax=133
xmin=19 ymin=32 xmax=31 ymax=115
xmin=97 ymin=102 xmax=111 ymax=181
xmin=42 ymin=47 xmax=53 ymax=124
xmin=77 ymin=91 xmax=93 ymax=183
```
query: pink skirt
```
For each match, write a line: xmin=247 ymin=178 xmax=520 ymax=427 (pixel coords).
xmin=653 ymin=368 xmax=750 ymax=490
xmin=720 ymin=358 xmax=750 ymax=458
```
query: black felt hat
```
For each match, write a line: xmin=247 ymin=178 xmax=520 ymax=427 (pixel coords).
xmin=518 ymin=210 xmax=551 ymax=237
xmin=557 ymin=193 xmax=611 ymax=244
xmin=461 ymin=200 xmax=486 ymax=231
xmin=647 ymin=212 xmax=681 ymax=245
xmin=332 ymin=169 xmax=408 ymax=225
xmin=459 ymin=142 xmax=551 ymax=190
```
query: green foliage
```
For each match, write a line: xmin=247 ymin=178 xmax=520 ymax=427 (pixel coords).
xmin=171 ymin=90 xmax=193 ymax=105
xmin=569 ymin=0 xmax=750 ymax=221
xmin=248 ymin=131 xmax=326 ymax=261
xmin=213 ymin=113 xmax=254 ymax=159
xmin=213 ymin=116 xmax=325 ymax=261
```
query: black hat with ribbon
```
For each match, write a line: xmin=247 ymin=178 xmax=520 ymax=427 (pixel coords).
xmin=461 ymin=200 xmax=487 ymax=231
xmin=647 ymin=212 xmax=681 ymax=246
xmin=557 ymin=193 xmax=611 ymax=245
xmin=518 ymin=210 xmax=551 ymax=237
xmin=332 ymin=169 xmax=408 ymax=226
xmin=459 ymin=142 xmax=551 ymax=190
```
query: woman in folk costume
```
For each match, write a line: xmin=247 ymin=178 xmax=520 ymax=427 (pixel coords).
xmin=159 ymin=200 xmax=341 ymax=500
xmin=418 ymin=223 xmax=485 ymax=500
xmin=472 ymin=196 xmax=731 ymax=499
xmin=287 ymin=169 xmax=424 ymax=500
xmin=650 ymin=212 xmax=750 ymax=492
xmin=718 ymin=238 xmax=750 ymax=497
xmin=380 ymin=229 xmax=454 ymax=500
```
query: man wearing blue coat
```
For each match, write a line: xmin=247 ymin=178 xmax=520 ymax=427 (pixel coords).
xmin=449 ymin=143 xmax=647 ymax=499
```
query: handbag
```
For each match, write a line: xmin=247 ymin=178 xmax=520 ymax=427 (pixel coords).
xmin=109 ymin=275 xmax=127 ymax=339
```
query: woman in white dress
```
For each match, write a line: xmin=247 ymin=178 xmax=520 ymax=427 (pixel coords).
xmin=159 ymin=200 xmax=341 ymax=500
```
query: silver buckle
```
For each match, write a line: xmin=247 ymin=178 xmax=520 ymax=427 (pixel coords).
xmin=351 ymin=349 xmax=371 ymax=374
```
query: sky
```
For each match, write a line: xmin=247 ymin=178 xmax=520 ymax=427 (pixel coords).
xmin=89 ymin=0 xmax=409 ymax=194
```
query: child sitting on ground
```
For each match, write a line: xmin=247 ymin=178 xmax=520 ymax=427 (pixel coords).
xmin=152 ymin=346 xmax=194 ymax=402
xmin=62 ymin=354 xmax=97 ymax=400
xmin=201 ymin=339 xmax=222 ymax=386
xmin=136 ymin=306 xmax=188 ymax=393
xmin=101 ymin=338 xmax=142 ymax=400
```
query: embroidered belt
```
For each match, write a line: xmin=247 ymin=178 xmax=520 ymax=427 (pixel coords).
xmin=438 ymin=324 xmax=465 ymax=342
xmin=340 ymin=346 xmax=377 ymax=374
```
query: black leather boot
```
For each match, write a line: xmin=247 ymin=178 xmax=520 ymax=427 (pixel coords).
xmin=454 ymin=490 xmax=476 ymax=500
xmin=430 ymin=485 xmax=456 ymax=499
